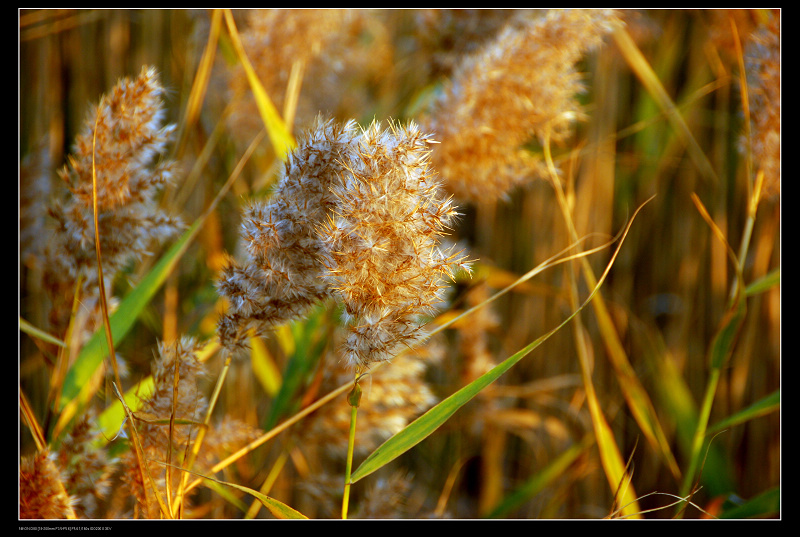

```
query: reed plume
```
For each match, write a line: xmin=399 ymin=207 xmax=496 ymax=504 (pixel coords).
xmin=411 ymin=9 xmax=532 ymax=79
xmin=54 ymin=415 xmax=117 ymax=518
xmin=227 ymin=9 xmax=390 ymax=135
xmin=318 ymin=120 xmax=469 ymax=369
xmin=119 ymin=337 xmax=207 ymax=516
xmin=742 ymin=13 xmax=780 ymax=198
xmin=421 ymin=9 xmax=623 ymax=203
xmin=216 ymin=118 xmax=361 ymax=353
xmin=41 ymin=66 xmax=182 ymax=337
xmin=218 ymin=118 xmax=469 ymax=369
xmin=20 ymin=449 xmax=77 ymax=519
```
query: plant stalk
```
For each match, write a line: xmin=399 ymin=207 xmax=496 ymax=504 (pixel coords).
xmin=342 ymin=374 xmax=362 ymax=519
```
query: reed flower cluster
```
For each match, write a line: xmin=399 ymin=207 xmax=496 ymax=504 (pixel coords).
xmin=217 ymin=117 xmax=468 ymax=369
xmin=217 ymin=118 xmax=361 ymax=352
xmin=20 ymin=450 xmax=77 ymax=519
xmin=20 ymin=414 xmax=115 ymax=519
xmin=41 ymin=66 xmax=182 ymax=336
xmin=421 ymin=9 xmax=623 ymax=203
xmin=411 ymin=9 xmax=532 ymax=79
xmin=54 ymin=416 xmax=117 ymax=518
xmin=117 ymin=337 xmax=207 ymax=516
xmin=742 ymin=14 xmax=780 ymax=198
xmin=119 ymin=336 xmax=261 ymax=517
xmin=318 ymin=121 xmax=468 ymax=369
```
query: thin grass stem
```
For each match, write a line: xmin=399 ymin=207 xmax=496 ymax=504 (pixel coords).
xmin=111 ymin=382 xmax=172 ymax=519
xmin=342 ymin=373 xmax=362 ymax=520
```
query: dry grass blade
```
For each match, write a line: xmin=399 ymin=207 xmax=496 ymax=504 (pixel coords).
xmin=608 ymin=490 xmax=715 ymax=519
xmin=20 ymin=390 xmax=47 ymax=452
xmin=111 ymin=382 xmax=172 ymax=519
xmin=175 ymin=8 xmax=223 ymax=158
xmin=90 ymin=110 xmax=122 ymax=393
xmin=543 ymin=123 xmax=681 ymax=482
xmin=428 ymin=234 xmax=616 ymax=338
xmin=181 ymin=377 xmax=354 ymax=496
xmin=156 ymin=461 xmax=308 ymax=519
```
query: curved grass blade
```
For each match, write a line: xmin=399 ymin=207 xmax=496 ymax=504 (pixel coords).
xmin=351 ymin=326 xmax=561 ymax=484
xmin=542 ymin=122 xmax=680 ymax=482
xmin=351 ymin=201 xmax=648 ymax=484
xmin=679 ymin=194 xmax=748 ymax=499
xmin=162 ymin=462 xmax=308 ymax=519
xmin=718 ymin=486 xmax=780 ymax=519
xmin=222 ymin=8 xmax=296 ymax=160
xmin=708 ymin=389 xmax=779 ymax=434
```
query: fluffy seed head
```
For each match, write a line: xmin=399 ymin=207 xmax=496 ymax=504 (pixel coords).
xmin=20 ymin=450 xmax=77 ymax=519
xmin=41 ymin=66 xmax=182 ymax=337
xmin=422 ymin=9 xmax=623 ymax=203
xmin=216 ymin=117 xmax=362 ymax=352
xmin=741 ymin=14 xmax=780 ymax=199
xmin=217 ymin=117 xmax=470 ymax=368
xmin=319 ymin=120 xmax=470 ymax=369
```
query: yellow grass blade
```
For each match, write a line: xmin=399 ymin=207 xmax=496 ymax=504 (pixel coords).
xmin=543 ymin=127 xmax=681 ymax=482
xmin=222 ymin=9 xmax=296 ymax=160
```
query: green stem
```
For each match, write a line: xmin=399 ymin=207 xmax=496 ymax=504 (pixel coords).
xmin=342 ymin=378 xmax=362 ymax=520
xmin=680 ymin=368 xmax=721 ymax=498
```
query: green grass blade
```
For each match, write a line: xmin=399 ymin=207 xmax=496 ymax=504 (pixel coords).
xmin=264 ymin=304 xmax=329 ymax=430
xmin=351 ymin=200 xmax=648 ymax=485
xmin=709 ymin=293 xmax=747 ymax=371
xmin=19 ymin=317 xmax=66 ymax=348
xmin=57 ymin=219 xmax=202 ymax=412
xmin=639 ymin=325 xmax=735 ymax=496
xmin=351 ymin=267 xmax=613 ymax=485
xmin=249 ymin=333 xmax=282 ymax=398
xmin=677 ymin=194 xmax=749 ymax=501
xmin=745 ymin=267 xmax=780 ymax=296
xmin=719 ymin=487 xmax=780 ymax=519
xmin=585 ymin=282 xmax=681 ymax=480
xmin=708 ymin=389 xmax=779 ymax=434
xmin=351 ymin=327 xmax=559 ymax=484
xmin=95 ymin=376 xmax=156 ymax=444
